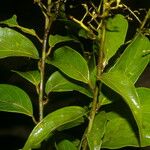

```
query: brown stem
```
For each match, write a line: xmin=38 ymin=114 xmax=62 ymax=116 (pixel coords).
xmin=82 ymin=21 xmax=106 ymax=150
xmin=97 ymin=24 xmax=106 ymax=77
xmin=82 ymin=86 xmax=99 ymax=150
xmin=38 ymin=2 xmax=54 ymax=121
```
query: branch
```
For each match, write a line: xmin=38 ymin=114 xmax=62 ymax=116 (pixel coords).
xmin=38 ymin=1 xmax=54 ymax=121
xmin=140 ymin=9 xmax=150 ymax=30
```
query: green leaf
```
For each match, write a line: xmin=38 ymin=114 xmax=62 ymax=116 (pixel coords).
xmin=56 ymin=140 xmax=78 ymax=150
xmin=49 ymin=34 xmax=78 ymax=47
xmin=47 ymin=46 xmax=90 ymax=84
xmin=102 ymin=102 xmax=139 ymax=149
xmin=110 ymin=33 xmax=150 ymax=83
xmin=13 ymin=70 xmax=40 ymax=87
xmin=45 ymin=71 xmax=92 ymax=97
xmin=0 ymin=27 xmax=39 ymax=59
xmin=99 ymin=92 xmax=112 ymax=106
xmin=100 ymin=70 xmax=142 ymax=141
xmin=87 ymin=111 xmax=107 ymax=150
xmin=1 ymin=15 xmax=18 ymax=26
xmin=57 ymin=117 xmax=84 ymax=131
xmin=137 ymin=87 xmax=150 ymax=146
xmin=22 ymin=106 xmax=86 ymax=150
xmin=1 ymin=15 xmax=38 ymax=38
xmin=0 ymin=84 xmax=33 ymax=116
xmin=78 ymin=28 xmax=96 ymax=40
xmin=78 ymin=29 xmax=89 ymax=39
xmin=101 ymin=87 xmax=150 ymax=148
xmin=104 ymin=14 xmax=128 ymax=65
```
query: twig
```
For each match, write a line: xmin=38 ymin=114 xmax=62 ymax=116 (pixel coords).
xmin=32 ymin=116 xmax=38 ymax=124
xmin=140 ymin=9 xmax=150 ymax=30
xmin=122 ymin=4 xmax=142 ymax=24
xmin=38 ymin=1 xmax=54 ymax=121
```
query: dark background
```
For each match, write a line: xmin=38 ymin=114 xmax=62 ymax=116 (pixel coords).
xmin=0 ymin=0 xmax=149 ymax=149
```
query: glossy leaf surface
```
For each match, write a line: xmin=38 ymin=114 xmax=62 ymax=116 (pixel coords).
xmin=138 ymin=88 xmax=150 ymax=146
xmin=87 ymin=111 xmax=107 ymax=150
xmin=57 ymin=117 xmax=84 ymax=131
xmin=101 ymin=88 xmax=150 ymax=148
xmin=104 ymin=14 xmax=128 ymax=64
xmin=47 ymin=46 xmax=90 ymax=84
xmin=1 ymin=15 xmax=38 ymax=37
xmin=56 ymin=140 xmax=78 ymax=150
xmin=0 ymin=27 xmax=39 ymax=59
xmin=110 ymin=34 xmax=150 ymax=83
xmin=13 ymin=70 xmax=40 ymax=87
xmin=45 ymin=71 xmax=92 ymax=97
xmin=49 ymin=34 xmax=78 ymax=47
xmin=22 ymin=106 xmax=85 ymax=150
xmin=0 ymin=84 xmax=33 ymax=116
xmin=100 ymin=71 xmax=142 ymax=140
